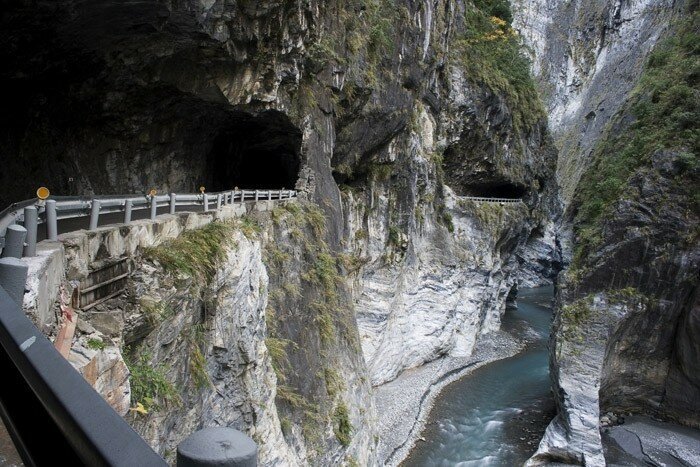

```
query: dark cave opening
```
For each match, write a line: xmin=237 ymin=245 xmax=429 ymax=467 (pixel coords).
xmin=207 ymin=111 xmax=302 ymax=191
xmin=464 ymin=182 xmax=527 ymax=199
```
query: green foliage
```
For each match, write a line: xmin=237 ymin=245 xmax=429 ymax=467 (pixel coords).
xmin=86 ymin=338 xmax=105 ymax=351
xmin=436 ymin=204 xmax=456 ymax=233
xmin=333 ymin=402 xmax=353 ymax=447
xmin=354 ymin=229 xmax=368 ymax=240
xmin=451 ymin=3 xmax=544 ymax=130
xmin=141 ymin=301 xmax=176 ymax=324
xmin=337 ymin=252 xmax=368 ymax=273
xmin=559 ymin=296 xmax=593 ymax=343
xmin=238 ymin=215 xmax=262 ymax=239
xmin=186 ymin=323 xmax=211 ymax=390
xmin=572 ymin=10 xmax=700 ymax=268
xmin=266 ymin=337 xmax=297 ymax=383
xmin=303 ymin=252 xmax=341 ymax=294
xmin=125 ymin=351 xmax=180 ymax=411
xmin=306 ymin=205 xmax=327 ymax=237
xmin=277 ymin=385 xmax=309 ymax=408
xmin=387 ymin=225 xmax=401 ymax=246
xmin=366 ymin=1 xmax=396 ymax=60
xmin=311 ymin=301 xmax=337 ymax=346
xmin=188 ymin=344 xmax=211 ymax=390
xmin=143 ymin=221 xmax=235 ymax=285
xmin=324 ymin=367 xmax=344 ymax=398
xmin=473 ymin=0 xmax=513 ymax=23
xmin=369 ymin=162 xmax=393 ymax=181
xmin=266 ymin=243 xmax=292 ymax=266
xmin=442 ymin=211 xmax=455 ymax=233
xmin=280 ymin=417 xmax=292 ymax=436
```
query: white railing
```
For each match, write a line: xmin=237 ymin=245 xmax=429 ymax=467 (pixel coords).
xmin=0 ymin=189 xmax=297 ymax=259
xmin=460 ymin=196 xmax=523 ymax=204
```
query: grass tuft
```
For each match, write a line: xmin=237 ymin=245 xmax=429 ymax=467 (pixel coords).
xmin=143 ymin=222 xmax=235 ymax=285
xmin=125 ymin=351 xmax=180 ymax=411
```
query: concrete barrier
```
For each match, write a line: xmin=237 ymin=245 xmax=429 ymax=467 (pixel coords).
xmin=177 ymin=428 xmax=257 ymax=467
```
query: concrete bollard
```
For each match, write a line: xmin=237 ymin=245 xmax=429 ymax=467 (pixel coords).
xmin=1 ymin=225 xmax=27 ymax=259
xmin=170 ymin=193 xmax=177 ymax=214
xmin=89 ymin=199 xmax=101 ymax=230
xmin=23 ymin=206 xmax=38 ymax=257
xmin=0 ymin=257 xmax=29 ymax=306
xmin=216 ymin=194 xmax=222 ymax=211
xmin=204 ymin=194 xmax=209 ymax=212
xmin=150 ymin=196 xmax=157 ymax=220
xmin=177 ymin=427 xmax=257 ymax=467
xmin=124 ymin=199 xmax=133 ymax=224
xmin=46 ymin=199 xmax=58 ymax=241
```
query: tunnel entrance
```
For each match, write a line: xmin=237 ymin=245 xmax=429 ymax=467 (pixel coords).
xmin=207 ymin=110 xmax=302 ymax=191
xmin=464 ymin=182 xmax=527 ymax=199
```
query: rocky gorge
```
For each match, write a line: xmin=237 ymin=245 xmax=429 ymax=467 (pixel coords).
xmin=1 ymin=0 xmax=697 ymax=465
xmin=512 ymin=0 xmax=700 ymax=464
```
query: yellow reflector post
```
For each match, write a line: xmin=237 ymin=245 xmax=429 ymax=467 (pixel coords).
xmin=36 ymin=187 xmax=50 ymax=200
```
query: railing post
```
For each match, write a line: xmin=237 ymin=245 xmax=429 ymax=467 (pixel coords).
xmin=204 ymin=194 xmax=209 ymax=212
xmin=1 ymin=225 xmax=27 ymax=259
xmin=23 ymin=206 xmax=38 ymax=257
xmin=216 ymin=194 xmax=222 ymax=211
xmin=0 ymin=257 xmax=29 ymax=306
xmin=89 ymin=199 xmax=101 ymax=230
xmin=267 ymin=190 xmax=272 ymax=201
xmin=254 ymin=191 xmax=259 ymax=202
xmin=46 ymin=199 xmax=58 ymax=241
xmin=150 ymin=196 xmax=157 ymax=220
xmin=228 ymin=191 xmax=233 ymax=205
xmin=170 ymin=193 xmax=177 ymax=214
xmin=177 ymin=427 xmax=257 ymax=467
xmin=124 ymin=199 xmax=133 ymax=224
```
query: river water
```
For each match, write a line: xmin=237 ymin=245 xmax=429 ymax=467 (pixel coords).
xmin=403 ymin=286 xmax=555 ymax=466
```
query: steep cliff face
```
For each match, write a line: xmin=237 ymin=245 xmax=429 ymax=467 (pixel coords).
xmin=3 ymin=0 xmax=556 ymax=383
xmin=513 ymin=1 xmax=699 ymax=464
xmin=5 ymin=0 xmax=558 ymax=464
xmin=59 ymin=206 xmax=377 ymax=465
xmin=513 ymin=0 xmax=683 ymax=205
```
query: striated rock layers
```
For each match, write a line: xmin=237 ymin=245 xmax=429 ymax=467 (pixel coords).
xmin=514 ymin=0 xmax=699 ymax=464
xmin=513 ymin=0 xmax=683 ymax=204
xmin=5 ymin=0 xmax=559 ymax=464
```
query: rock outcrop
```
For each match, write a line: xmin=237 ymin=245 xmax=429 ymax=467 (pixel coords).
xmin=513 ymin=0 xmax=699 ymax=464
xmin=6 ymin=0 xmax=561 ymax=464
xmin=513 ymin=0 xmax=682 ymax=204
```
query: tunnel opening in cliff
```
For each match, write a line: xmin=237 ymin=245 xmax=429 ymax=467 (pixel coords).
xmin=207 ymin=111 xmax=302 ymax=191
xmin=463 ymin=182 xmax=527 ymax=199
xmin=441 ymin=141 xmax=529 ymax=199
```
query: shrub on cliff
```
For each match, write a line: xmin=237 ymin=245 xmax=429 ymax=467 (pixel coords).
xmin=572 ymin=8 xmax=699 ymax=268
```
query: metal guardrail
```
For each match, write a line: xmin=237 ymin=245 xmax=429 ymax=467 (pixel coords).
xmin=0 ymin=283 xmax=167 ymax=466
xmin=460 ymin=196 xmax=523 ymax=204
xmin=0 ymin=189 xmax=297 ymax=258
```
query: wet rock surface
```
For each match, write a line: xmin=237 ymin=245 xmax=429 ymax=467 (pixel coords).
xmin=603 ymin=416 xmax=700 ymax=467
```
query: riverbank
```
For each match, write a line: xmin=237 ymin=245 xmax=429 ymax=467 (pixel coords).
xmin=375 ymin=327 xmax=529 ymax=466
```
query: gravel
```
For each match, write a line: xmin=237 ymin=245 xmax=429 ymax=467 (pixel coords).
xmin=375 ymin=329 xmax=528 ymax=466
